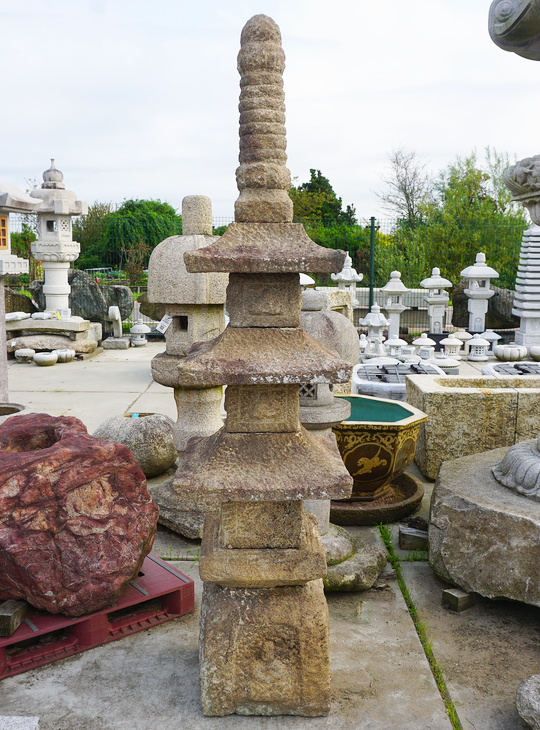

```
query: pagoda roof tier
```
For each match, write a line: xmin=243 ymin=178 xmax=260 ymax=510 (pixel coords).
xmin=163 ymin=425 xmax=353 ymax=504
xmin=152 ymin=326 xmax=352 ymax=388
xmin=184 ymin=222 xmax=346 ymax=274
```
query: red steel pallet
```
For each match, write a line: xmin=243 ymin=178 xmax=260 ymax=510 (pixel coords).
xmin=0 ymin=553 xmax=195 ymax=679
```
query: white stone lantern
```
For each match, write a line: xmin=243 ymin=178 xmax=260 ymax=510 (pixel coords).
xmin=453 ymin=328 xmax=473 ymax=355
xmin=331 ymin=251 xmax=363 ymax=306
xmin=381 ymin=270 xmax=409 ymax=340
xmin=420 ymin=267 xmax=452 ymax=335
xmin=467 ymin=333 xmax=490 ymax=361
xmin=30 ymin=160 xmax=87 ymax=315
xmin=413 ymin=332 xmax=436 ymax=360
xmin=130 ymin=319 xmax=151 ymax=346
xmin=360 ymin=303 xmax=388 ymax=358
xmin=460 ymin=253 xmax=499 ymax=333
xmin=481 ymin=329 xmax=501 ymax=355
xmin=439 ymin=333 xmax=463 ymax=359
xmin=385 ymin=335 xmax=408 ymax=358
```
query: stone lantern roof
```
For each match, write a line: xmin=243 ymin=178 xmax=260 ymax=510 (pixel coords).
xmin=0 ymin=182 xmax=43 ymax=214
xmin=381 ymin=270 xmax=409 ymax=295
xmin=30 ymin=159 xmax=87 ymax=215
xmin=360 ymin=303 xmax=388 ymax=328
xmin=331 ymin=252 xmax=363 ymax=285
xmin=460 ymin=253 xmax=499 ymax=283
xmin=420 ymin=267 xmax=452 ymax=291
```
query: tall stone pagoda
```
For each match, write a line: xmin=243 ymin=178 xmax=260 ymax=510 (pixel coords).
xmin=504 ymin=155 xmax=540 ymax=348
xmin=169 ymin=15 xmax=353 ymax=716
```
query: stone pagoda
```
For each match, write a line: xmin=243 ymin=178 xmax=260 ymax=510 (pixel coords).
xmin=30 ymin=160 xmax=87 ymax=316
xmin=420 ymin=267 xmax=452 ymax=336
xmin=169 ymin=15 xmax=353 ymax=716
xmin=504 ymin=155 xmax=540 ymax=348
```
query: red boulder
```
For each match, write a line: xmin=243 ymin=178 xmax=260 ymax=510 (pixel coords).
xmin=0 ymin=413 xmax=159 ymax=617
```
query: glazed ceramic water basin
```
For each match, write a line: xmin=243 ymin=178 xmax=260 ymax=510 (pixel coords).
xmin=333 ymin=394 xmax=427 ymax=499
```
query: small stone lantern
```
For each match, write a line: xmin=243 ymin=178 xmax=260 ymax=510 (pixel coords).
xmin=454 ymin=328 xmax=473 ymax=355
xmin=331 ymin=251 xmax=363 ymax=305
xmin=413 ymin=332 xmax=436 ymax=360
xmin=460 ymin=252 xmax=499 ymax=333
xmin=420 ymin=267 xmax=452 ymax=335
xmin=30 ymin=160 xmax=87 ymax=316
xmin=439 ymin=333 xmax=463 ymax=359
xmin=467 ymin=333 xmax=490 ymax=361
xmin=385 ymin=335 xmax=408 ymax=358
xmin=381 ymin=270 xmax=408 ymax=340
xmin=130 ymin=319 xmax=151 ymax=346
xmin=481 ymin=329 xmax=501 ymax=355
xmin=360 ymin=303 xmax=388 ymax=358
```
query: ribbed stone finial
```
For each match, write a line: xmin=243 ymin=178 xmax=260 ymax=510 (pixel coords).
xmin=234 ymin=14 xmax=293 ymax=224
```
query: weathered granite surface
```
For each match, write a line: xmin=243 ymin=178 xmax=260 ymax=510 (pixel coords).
xmin=199 ymin=579 xmax=330 ymax=717
xmin=516 ymin=674 xmax=540 ymax=730
xmin=429 ymin=447 xmax=540 ymax=606
xmin=7 ymin=334 xmax=98 ymax=354
xmin=0 ymin=414 xmax=158 ymax=616
xmin=324 ymin=525 xmax=387 ymax=592
xmin=93 ymin=413 xmax=177 ymax=478
xmin=406 ymin=375 xmax=531 ymax=480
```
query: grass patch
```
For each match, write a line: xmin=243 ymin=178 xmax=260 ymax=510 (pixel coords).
xmin=378 ymin=524 xmax=463 ymax=730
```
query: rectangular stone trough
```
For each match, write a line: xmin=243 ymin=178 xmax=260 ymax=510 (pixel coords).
xmin=405 ymin=375 xmax=540 ymax=480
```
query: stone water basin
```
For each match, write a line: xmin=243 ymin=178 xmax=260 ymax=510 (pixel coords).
xmin=330 ymin=394 xmax=427 ymax=525
xmin=406 ymin=375 xmax=540 ymax=480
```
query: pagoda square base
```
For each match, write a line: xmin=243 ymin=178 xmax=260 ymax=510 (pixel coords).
xmin=199 ymin=579 xmax=330 ymax=716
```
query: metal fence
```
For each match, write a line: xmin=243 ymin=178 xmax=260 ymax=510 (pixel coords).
xmin=7 ymin=213 xmax=527 ymax=335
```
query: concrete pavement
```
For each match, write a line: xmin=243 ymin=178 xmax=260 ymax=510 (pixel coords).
xmin=1 ymin=344 xmax=537 ymax=729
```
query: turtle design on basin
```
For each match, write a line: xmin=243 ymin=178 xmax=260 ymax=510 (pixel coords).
xmin=331 ymin=394 xmax=427 ymax=525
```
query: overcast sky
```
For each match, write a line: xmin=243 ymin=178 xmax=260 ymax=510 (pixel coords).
xmin=2 ymin=0 xmax=539 ymax=221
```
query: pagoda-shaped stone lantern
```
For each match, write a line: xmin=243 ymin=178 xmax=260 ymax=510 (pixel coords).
xmin=420 ymin=267 xmax=452 ymax=336
xmin=149 ymin=195 xmax=228 ymax=538
xmin=381 ymin=270 xmax=408 ymax=340
xmin=30 ymin=160 xmax=87 ymax=316
xmin=503 ymin=155 xmax=540 ymax=348
xmin=0 ymin=183 xmax=37 ymax=404
xmin=165 ymin=16 xmax=353 ymax=716
xmin=460 ymin=252 xmax=499 ymax=333
xmin=331 ymin=251 xmax=363 ymax=306
xmin=360 ymin=303 xmax=388 ymax=358
xmin=439 ymin=332 xmax=463 ymax=359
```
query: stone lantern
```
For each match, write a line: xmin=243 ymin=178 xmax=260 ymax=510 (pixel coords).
xmin=420 ymin=267 xmax=452 ymax=335
xmin=503 ymin=155 xmax=540 ymax=348
xmin=439 ymin=333 xmax=463 ymax=359
xmin=460 ymin=252 xmax=499 ymax=333
xmin=482 ymin=328 xmax=501 ymax=354
xmin=385 ymin=335 xmax=408 ymax=358
xmin=130 ymin=319 xmax=151 ymax=346
xmin=149 ymin=195 xmax=228 ymax=538
xmin=413 ymin=332 xmax=436 ymax=360
xmin=0 ymin=183 xmax=37 ymax=403
xmin=360 ymin=303 xmax=388 ymax=358
xmin=454 ymin=327 xmax=473 ymax=355
xmin=331 ymin=251 xmax=363 ymax=306
xmin=381 ymin=270 xmax=408 ymax=340
xmin=30 ymin=160 xmax=87 ymax=316
xmin=467 ymin=333 xmax=490 ymax=361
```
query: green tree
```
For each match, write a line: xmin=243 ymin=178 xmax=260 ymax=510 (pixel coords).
xmin=289 ymin=169 xmax=356 ymax=224
xmin=74 ymin=199 xmax=182 ymax=274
